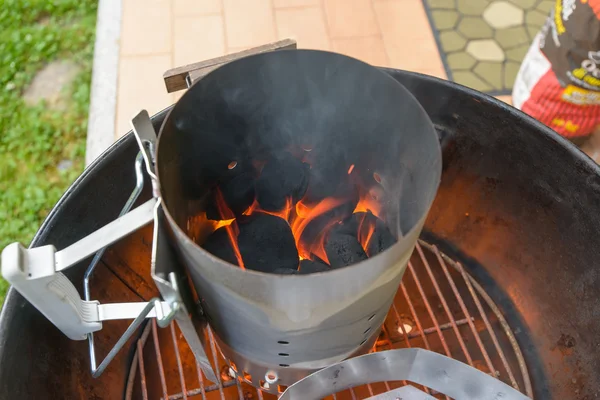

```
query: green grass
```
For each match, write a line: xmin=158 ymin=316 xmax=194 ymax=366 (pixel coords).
xmin=0 ymin=0 xmax=98 ymax=308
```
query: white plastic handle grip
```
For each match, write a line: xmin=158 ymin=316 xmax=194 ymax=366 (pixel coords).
xmin=1 ymin=198 xmax=156 ymax=340
xmin=1 ymin=243 xmax=101 ymax=340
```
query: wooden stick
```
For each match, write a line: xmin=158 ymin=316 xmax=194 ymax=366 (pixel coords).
xmin=163 ymin=39 xmax=297 ymax=93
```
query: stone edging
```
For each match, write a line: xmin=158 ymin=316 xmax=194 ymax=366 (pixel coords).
xmin=85 ymin=0 xmax=122 ymax=166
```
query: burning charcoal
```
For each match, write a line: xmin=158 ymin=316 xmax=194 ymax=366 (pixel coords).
xmin=201 ymin=227 xmax=238 ymax=265
xmin=221 ymin=172 xmax=255 ymax=215
xmin=304 ymin=168 xmax=358 ymax=209
xmin=330 ymin=212 xmax=366 ymax=237
xmin=325 ymin=233 xmax=368 ymax=268
xmin=299 ymin=260 xmax=330 ymax=274
xmin=273 ymin=267 xmax=299 ymax=275
xmin=206 ymin=172 xmax=255 ymax=219
xmin=255 ymin=153 xmax=310 ymax=211
xmin=366 ymin=218 xmax=396 ymax=257
xmin=238 ymin=214 xmax=299 ymax=273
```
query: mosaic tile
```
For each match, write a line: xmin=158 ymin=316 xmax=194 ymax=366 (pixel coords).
xmin=506 ymin=44 xmax=530 ymax=62
xmin=474 ymin=61 xmax=503 ymax=88
xmin=483 ymin=1 xmax=524 ymax=29
xmin=527 ymin=24 xmax=542 ymax=37
xmin=504 ymin=61 xmax=521 ymax=87
xmin=432 ymin=10 xmax=460 ymax=30
xmin=423 ymin=0 xmax=544 ymax=93
xmin=495 ymin=26 xmax=529 ymax=48
xmin=456 ymin=0 xmax=490 ymax=16
xmin=453 ymin=71 xmax=492 ymax=91
xmin=428 ymin=0 xmax=455 ymax=9
xmin=447 ymin=52 xmax=477 ymax=69
xmin=508 ymin=0 xmax=536 ymax=9
xmin=440 ymin=31 xmax=467 ymax=52
xmin=467 ymin=39 xmax=505 ymax=62
xmin=525 ymin=9 xmax=548 ymax=26
xmin=458 ymin=17 xmax=493 ymax=39
xmin=536 ymin=1 xmax=554 ymax=14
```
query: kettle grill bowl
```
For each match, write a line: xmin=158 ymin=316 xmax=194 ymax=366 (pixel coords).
xmin=0 ymin=70 xmax=599 ymax=399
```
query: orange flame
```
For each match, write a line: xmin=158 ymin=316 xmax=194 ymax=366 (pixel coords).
xmin=347 ymin=164 xmax=355 ymax=174
xmin=214 ymin=188 xmax=245 ymax=269
xmin=291 ymin=197 xmax=345 ymax=260
xmin=353 ymin=188 xmax=383 ymax=219
xmin=356 ymin=212 xmax=376 ymax=252
xmin=187 ymin=213 xmax=235 ymax=242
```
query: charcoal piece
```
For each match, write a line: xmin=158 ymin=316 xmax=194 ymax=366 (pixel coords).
xmin=330 ymin=212 xmax=370 ymax=237
xmin=273 ymin=267 xmax=299 ymax=275
xmin=303 ymin=168 xmax=357 ymax=208
xmin=299 ymin=260 xmax=330 ymax=274
xmin=297 ymin=187 xmax=360 ymax=248
xmin=366 ymin=218 xmax=396 ymax=257
xmin=325 ymin=233 xmax=368 ymax=268
xmin=201 ymin=227 xmax=238 ymax=266
xmin=206 ymin=172 xmax=255 ymax=219
xmin=255 ymin=153 xmax=310 ymax=211
xmin=238 ymin=214 xmax=299 ymax=273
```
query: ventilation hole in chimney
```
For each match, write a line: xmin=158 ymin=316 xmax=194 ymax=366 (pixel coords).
xmin=278 ymin=353 xmax=289 ymax=357
xmin=227 ymin=161 xmax=237 ymax=170
xmin=220 ymin=365 xmax=234 ymax=381
xmin=364 ymin=327 xmax=371 ymax=334
xmin=277 ymin=340 xmax=289 ymax=345
xmin=360 ymin=339 xmax=367 ymax=346
xmin=243 ymin=371 xmax=252 ymax=383
xmin=279 ymin=364 xmax=290 ymax=367
xmin=368 ymin=314 xmax=376 ymax=321
xmin=266 ymin=371 xmax=277 ymax=383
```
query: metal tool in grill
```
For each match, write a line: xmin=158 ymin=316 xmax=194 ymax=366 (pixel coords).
xmin=2 ymin=40 xmax=532 ymax=399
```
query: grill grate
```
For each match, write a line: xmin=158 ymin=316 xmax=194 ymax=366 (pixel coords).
xmin=125 ymin=240 xmax=532 ymax=400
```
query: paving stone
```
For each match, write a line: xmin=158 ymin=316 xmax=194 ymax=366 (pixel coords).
xmin=447 ymin=52 xmax=477 ymax=69
xmin=506 ymin=43 xmax=530 ymax=62
xmin=23 ymin=60 xmax=80 ymax=110
xmin=527 ymin=24 xmax=542 ymax=37
xmin=453 ymin=71 xmax=493 ymax=91
xmin=504 ymin=61 xmax=521 ymax=87
xmin=440 ymin=31 xmax=467 ymax=52
xmin=536 ymin=0 xmax=554 ymax=14
xmin=458 ymin=17 xmax=493 ymax=39
xmin=466 ymin=39 xmax=505 ymax=62
xmin=474 ymin=62 xmax=503 ymax=89
xmin=432 ymin=10 xmax=459 ymax=30
xmin=428 ymin=0 xmax=455 ymax=9
xmin=526 ymin=9 xmax=548 ymax=26
xmin=457 ymin=0 xmax=490 ymax=16
xmin=495 ymin=26 xmax=530 ymax=48
xmin=483 ymin=1 xmax=524 ymax=29
xmin=508 ymin=0 xmax=536 ymax=9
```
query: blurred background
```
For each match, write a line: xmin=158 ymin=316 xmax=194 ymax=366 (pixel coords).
xmin=0 ymin=0 xmax=574 ymax=305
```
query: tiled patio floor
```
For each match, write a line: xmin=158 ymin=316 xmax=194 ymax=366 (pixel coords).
xmin=114 ymin=0 xmax=513 ymax=139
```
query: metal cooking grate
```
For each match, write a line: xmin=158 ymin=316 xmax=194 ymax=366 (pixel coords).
xmin=125 ymin=240 xmax=532 ymax=400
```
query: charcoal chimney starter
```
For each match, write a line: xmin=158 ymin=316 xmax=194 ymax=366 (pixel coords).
xmin=155 ymin=50 xmax=442 ymax=391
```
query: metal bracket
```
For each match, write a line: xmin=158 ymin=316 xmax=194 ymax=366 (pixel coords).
xmin=279 ymin=348 xmax=531 ymax=400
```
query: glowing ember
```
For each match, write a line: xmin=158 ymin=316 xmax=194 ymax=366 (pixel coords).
xmin=194 ymin=154 xmax=396 ymax=273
